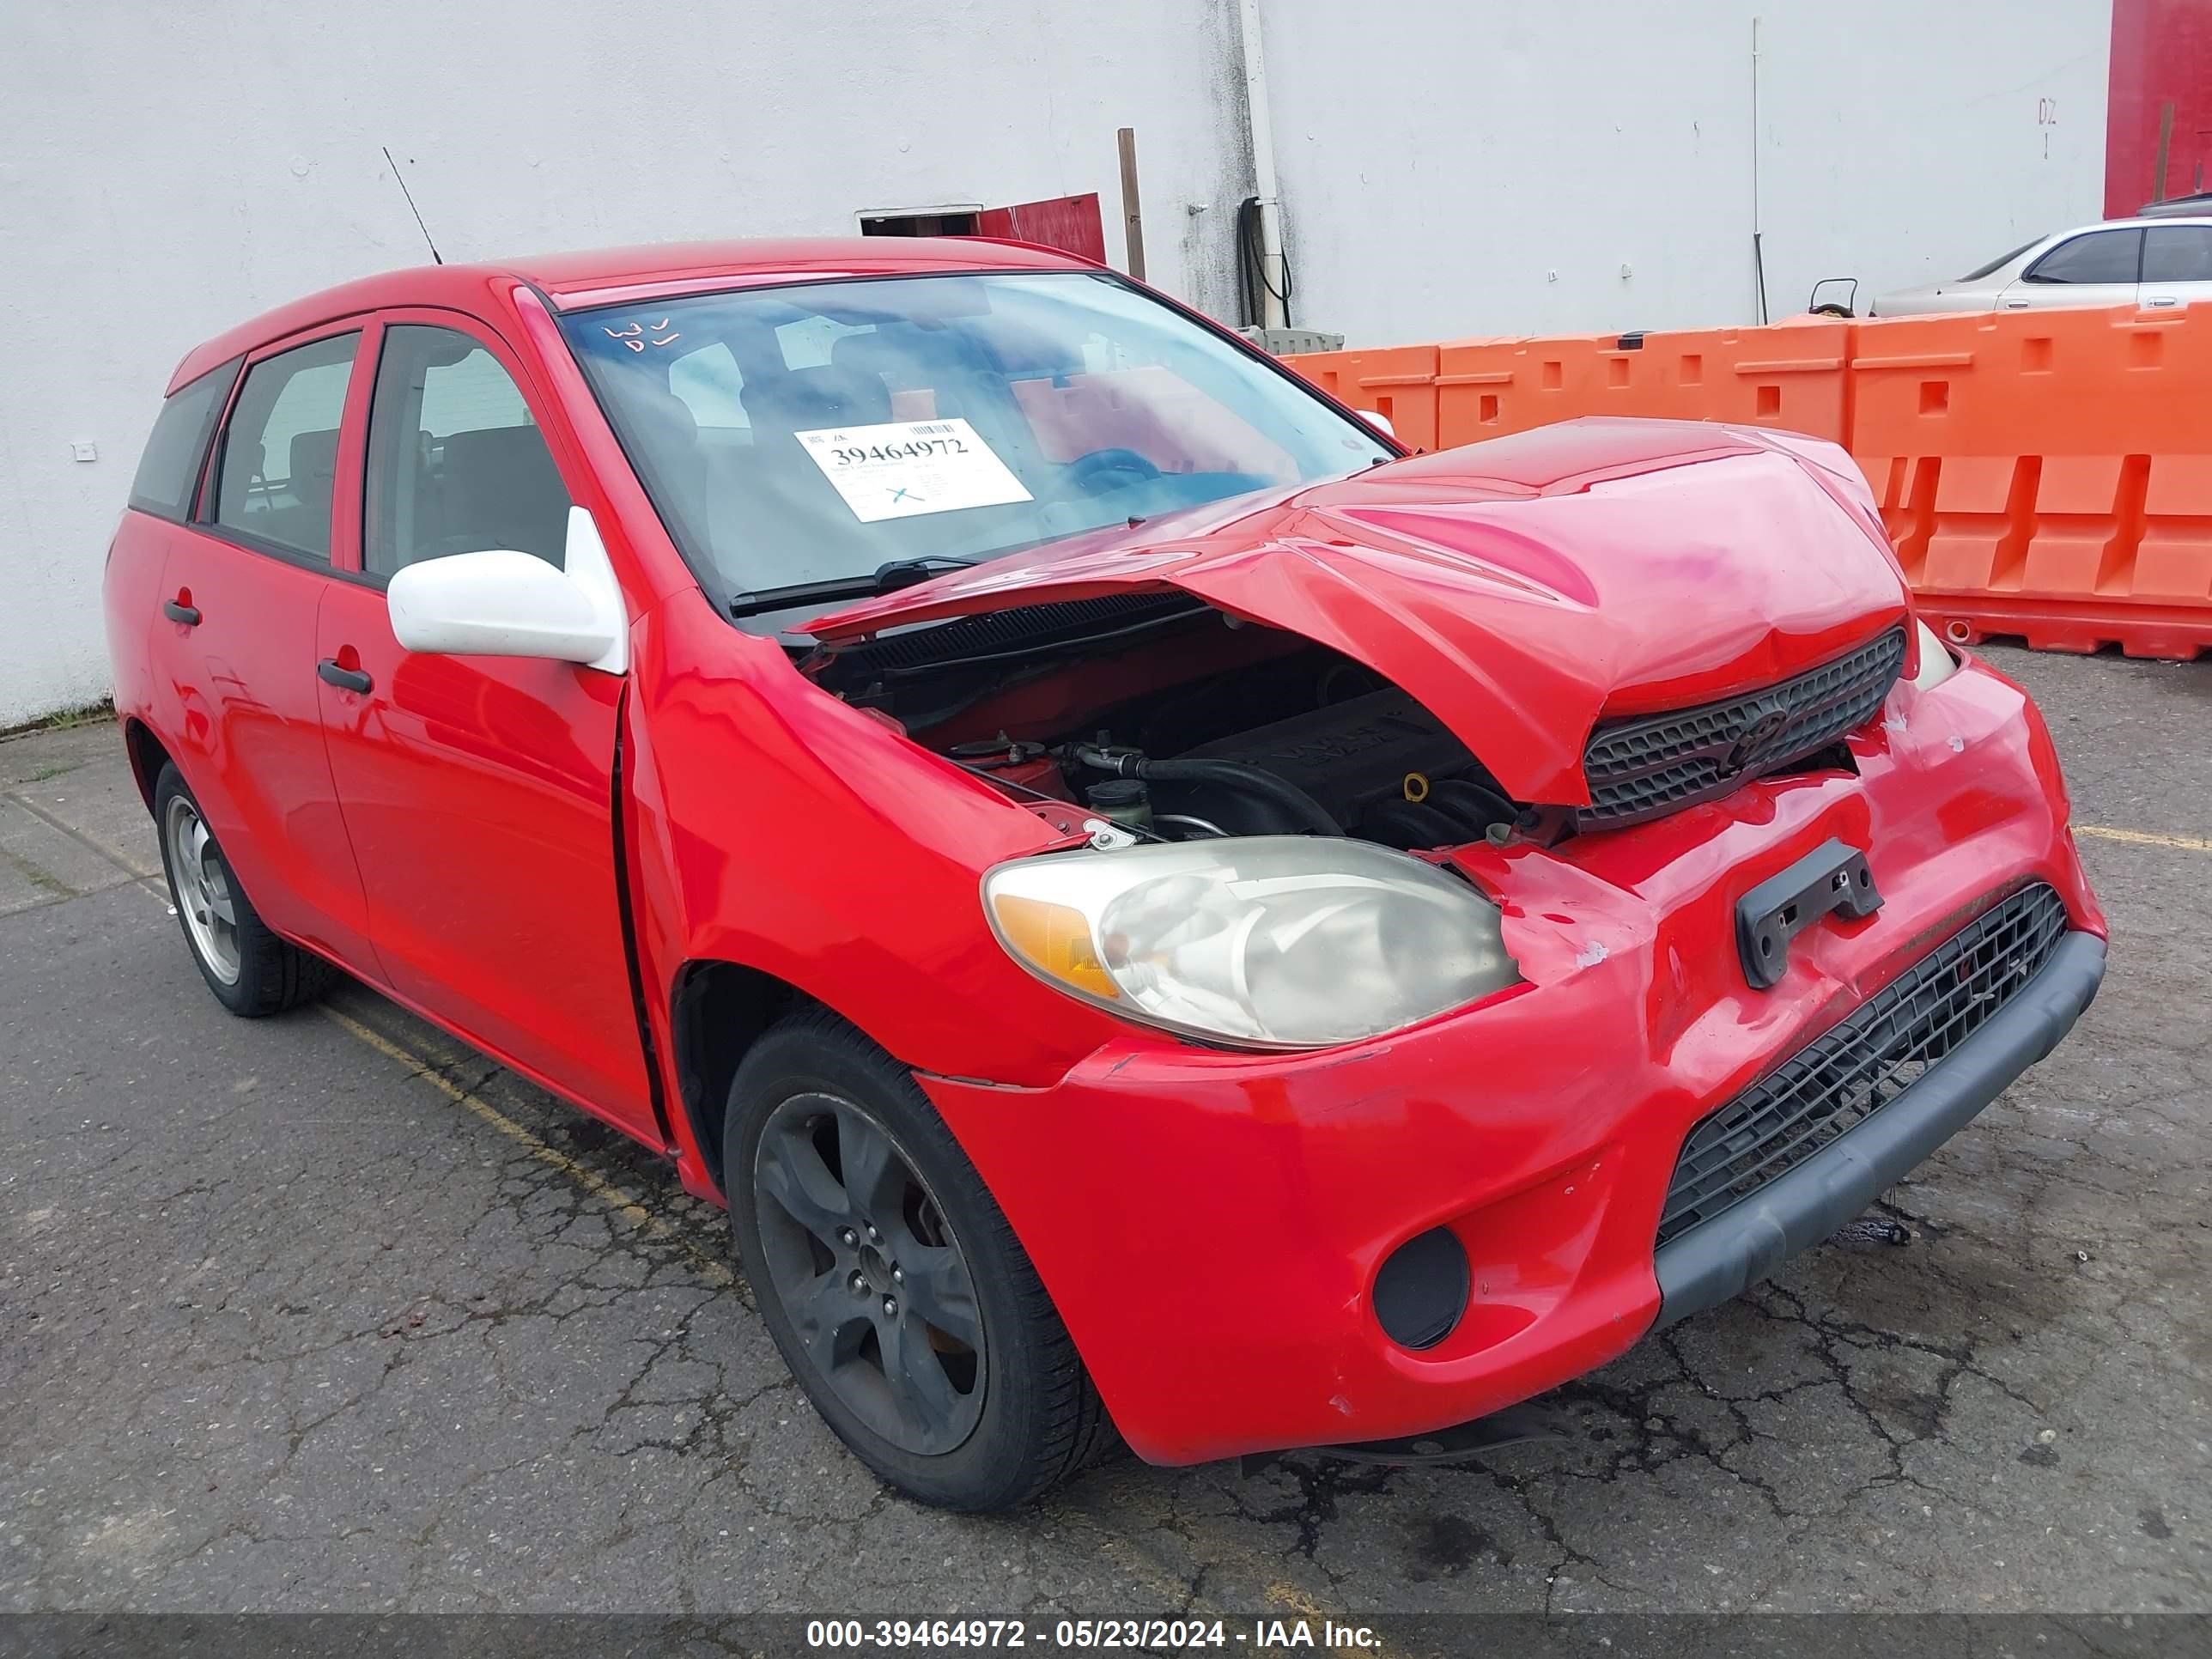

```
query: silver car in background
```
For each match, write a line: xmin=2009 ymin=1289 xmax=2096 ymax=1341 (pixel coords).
xmin=1870 ymin=216 xmax=2212 ymax=316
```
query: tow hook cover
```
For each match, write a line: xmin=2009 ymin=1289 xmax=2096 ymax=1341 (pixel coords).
xmin=1736 ymin=837 xmax=1881 ymax=989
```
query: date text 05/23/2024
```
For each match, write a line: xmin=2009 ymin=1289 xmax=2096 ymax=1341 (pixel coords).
xmin=805 ymin=1617 xmax=1382 ymax=1650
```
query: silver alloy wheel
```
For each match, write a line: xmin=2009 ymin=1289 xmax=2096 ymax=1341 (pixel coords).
xmin=164 ymin=794 xmax=241 ymax=985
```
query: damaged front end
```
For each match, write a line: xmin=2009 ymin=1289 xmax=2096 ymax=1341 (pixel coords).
xmin=780 ymin=418 xmax=1944 ymax=1054
xmin=773 ymin=419 xmax=2106 ymax=1463
xmin=797 ymin=418 xmax=1923 ymax=869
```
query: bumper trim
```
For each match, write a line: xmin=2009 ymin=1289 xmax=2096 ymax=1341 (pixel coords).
xmin=1652 ymin=929 xmax=2106 ymax=1328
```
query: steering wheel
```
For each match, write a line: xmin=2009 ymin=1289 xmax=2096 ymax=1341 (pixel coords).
xmin=1048 ymin=447 xmax=1162 ymax=501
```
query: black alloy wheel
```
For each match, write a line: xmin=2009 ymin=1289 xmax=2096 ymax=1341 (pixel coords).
xmin=751 ymin=1091 xmax=988 ymax=1455
xmin=724 ymin=1011 xmax=1114 ymax=1510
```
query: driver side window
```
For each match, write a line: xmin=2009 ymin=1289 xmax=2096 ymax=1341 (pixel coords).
xmin=2022 ymin=228 xmax=2142 ymax=285
xmin=364 ymin=325 xmax=569 ymax=578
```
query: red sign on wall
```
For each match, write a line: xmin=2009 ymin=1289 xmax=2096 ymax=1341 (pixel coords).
xmin=975 ymin=194 xmax=1108 ymax=265
xmin=2108 ymin=0 xmax=2212 ymax=214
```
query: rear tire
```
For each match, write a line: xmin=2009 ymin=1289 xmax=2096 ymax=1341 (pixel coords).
xmin=153 ymin=763 xmax=335 ymax=1017
xmin=726 ymin=1009 xmax=1113 ymax=1510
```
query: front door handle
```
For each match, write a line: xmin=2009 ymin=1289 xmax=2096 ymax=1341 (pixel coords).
xmin=2146 ymin=295 xmax=2180 ymax=307
xmin=317 ymin=658 xmax=374 ymax=695
xmin=161 ymin=599 xmax=200 ymax=626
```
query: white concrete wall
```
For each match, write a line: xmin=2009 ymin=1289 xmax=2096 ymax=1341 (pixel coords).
xmin=0 ymin=0 xmax=2111 ymax=723
xmin=0 ymin=0 xmax=1251 ymax=726
xmin=1261 ymin=0 xmax=2111 ymax=345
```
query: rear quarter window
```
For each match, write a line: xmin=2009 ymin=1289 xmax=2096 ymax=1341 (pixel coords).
xmin=127 ymin=359 xmax=240 ymax=522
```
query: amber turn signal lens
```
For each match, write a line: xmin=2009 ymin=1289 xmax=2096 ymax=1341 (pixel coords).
xmin=988 ymin=893 xmax=1121 ymax=1000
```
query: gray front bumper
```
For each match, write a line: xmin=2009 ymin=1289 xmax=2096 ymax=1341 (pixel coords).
xmin=1652 ymin=931 xmax=2106 ymax=1328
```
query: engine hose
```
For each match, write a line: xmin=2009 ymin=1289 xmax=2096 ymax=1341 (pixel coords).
xmin=1359 ymin=799 xmax=1468 ymax=849
xmin=1425 ymin=777 xmax=1519 ymax=835
xmin=1075 ymin=747 xmax=1343 ymax=836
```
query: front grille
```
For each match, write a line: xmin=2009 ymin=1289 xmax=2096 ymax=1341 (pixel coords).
xmin=1656 ymin=884 xmax=2071 ymax=1248
xmin=1582 ymin=626 xmax=1908 ymax=827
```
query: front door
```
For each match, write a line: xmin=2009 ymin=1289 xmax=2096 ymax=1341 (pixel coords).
xmin=315 ymin=315 xmax=655 ymax=1138
xmin=2001 ymin=227 xmax=2144 ymax=310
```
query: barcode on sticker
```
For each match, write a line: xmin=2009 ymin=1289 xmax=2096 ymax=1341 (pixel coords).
xmin=911 ymin=422 xmax=957 ymax=435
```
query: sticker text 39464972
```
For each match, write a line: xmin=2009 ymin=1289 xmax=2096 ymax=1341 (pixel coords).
xmin=794 ymin=417 xmax=1034 ymax=523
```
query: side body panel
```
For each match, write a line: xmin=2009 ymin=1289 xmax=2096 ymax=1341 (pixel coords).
xmin=315 ymin=307 xmax=656 ymax=1140
xmin=102 ymin=517 xmax=170 ymax=793
xmin=132 ymin=321 xmax=380 ymax=972
xmin=317 ymin=588 xmax=649 ymax=1133
xmin=618 ymin=594 xmax=1135 ymax=1196
xmin=148 ymin=542 xmax=372 ymax=965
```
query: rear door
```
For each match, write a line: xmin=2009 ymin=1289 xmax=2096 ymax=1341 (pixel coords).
xmin=314 ymin=312 xmax=655 ymax=1138
xmin=148 ymin=324 xmax=378 ymax=971
xmin=2139 ymin=222 xmax=2212 ymax=310
xmin=2000 ymin=227 xmax=2144 ymax=309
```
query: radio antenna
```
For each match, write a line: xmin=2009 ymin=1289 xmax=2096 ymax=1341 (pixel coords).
xmin=382 ymin=145 xmax=443 ymax=265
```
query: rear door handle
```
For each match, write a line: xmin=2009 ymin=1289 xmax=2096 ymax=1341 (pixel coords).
xmin=161 ymin=599 xmax=200 ymax=626
xmin=317 ymin=659 xmax=374 ymax=694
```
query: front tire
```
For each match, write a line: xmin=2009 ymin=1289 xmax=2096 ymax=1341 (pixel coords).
xmin=153 ymin=763 xmax=334 ymax=1017
xmin=726 ymin=1010 xmax=1112 ymax=1510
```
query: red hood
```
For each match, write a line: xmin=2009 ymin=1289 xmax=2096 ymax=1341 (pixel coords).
xmin=804 ymin=418 xmax=1912 ymax=805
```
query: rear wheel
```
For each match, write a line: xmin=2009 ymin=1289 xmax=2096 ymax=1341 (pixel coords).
xmin=726 ymin=1011 xmax=1112 ymax=1510
xmin=153 ymin=763 xmax=334 ymax=1016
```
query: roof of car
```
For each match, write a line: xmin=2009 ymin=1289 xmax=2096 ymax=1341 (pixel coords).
xmin=168 ymin=236 xmax=1096 ymax=392
xmin=2085 ymin=215 xmax=2212 ymax=230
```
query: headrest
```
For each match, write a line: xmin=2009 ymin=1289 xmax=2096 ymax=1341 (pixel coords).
xmin=289 ymin=428 xmax=339 ymax=484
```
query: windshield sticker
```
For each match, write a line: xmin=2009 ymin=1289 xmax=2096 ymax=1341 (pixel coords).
xmin=793 ymin=418 xmax=1033 ymax=523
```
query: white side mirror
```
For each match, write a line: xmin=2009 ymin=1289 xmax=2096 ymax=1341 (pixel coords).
xmin=1358 ymin=408 xmax=1396 ymax=438
xmin=387 ymin=507 xmax=628 ymax=674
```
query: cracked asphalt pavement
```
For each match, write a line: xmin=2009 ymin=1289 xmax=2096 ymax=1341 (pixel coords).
xmin=1 ymin=646 xmax=2206 ymax=1624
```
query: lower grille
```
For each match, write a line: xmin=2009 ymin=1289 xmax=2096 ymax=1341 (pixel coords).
xmin=1656 ymin=884 xmax=2072 ymax=1247
xmin=1582 ymin=626 xmax=1908 ymax=827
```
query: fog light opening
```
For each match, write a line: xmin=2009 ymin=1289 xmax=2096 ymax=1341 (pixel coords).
xmin=1373 ymin=1226 xmax=1471 ymax=1351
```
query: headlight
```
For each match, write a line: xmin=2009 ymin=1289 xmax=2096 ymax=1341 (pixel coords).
xmin=1910 ymin=619 xmax=1960 ymax=692
xmin=982 ymin=836 xmax=1519 ymax=1049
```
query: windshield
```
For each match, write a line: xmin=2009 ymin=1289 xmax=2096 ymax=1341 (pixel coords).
xmin=560 ymin=271 xmax=1391 ymax=630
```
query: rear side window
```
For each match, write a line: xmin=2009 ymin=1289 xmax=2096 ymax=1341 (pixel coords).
xmin=128 ymin=359 xmax=240 ymax=522
xmin=2143 ymin=224 xmax=2212 ymax=283
xmin=214 ymin=333 xmax=361 ymax=561
xmin=2023 ymin=229 xmax=2142 ymax=285
xmin=363 ymin=325 xmax=569 ymax=577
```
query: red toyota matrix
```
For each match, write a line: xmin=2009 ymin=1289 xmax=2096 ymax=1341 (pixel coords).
xmin=105 ymin=240 xmax=2105 ymax=1510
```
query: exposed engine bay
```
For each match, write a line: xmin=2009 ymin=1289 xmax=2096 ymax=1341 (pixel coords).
xmin=947 ymin=687 xmax=1522 ymax=847
xmin=804 ymin=597 xmax=1527 ymax=849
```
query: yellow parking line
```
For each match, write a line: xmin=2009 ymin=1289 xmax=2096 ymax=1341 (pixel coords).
xmin=318 ymin=1005 xmax=735 ymax=1287
xmin=2075 ymin=824 xmax=2212 ymax=854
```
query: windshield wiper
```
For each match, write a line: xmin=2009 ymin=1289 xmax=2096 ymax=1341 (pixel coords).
xmin=728 ymin=556 xmax=978 ymax=620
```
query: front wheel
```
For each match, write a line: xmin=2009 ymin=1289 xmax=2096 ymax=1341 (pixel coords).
xmin=726 ymin=1011 xmax=1112 ymax=1510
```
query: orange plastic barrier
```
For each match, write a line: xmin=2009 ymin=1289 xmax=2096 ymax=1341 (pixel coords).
xmin=1276 ymin=344 xmax=1439 ymax=453
xmin=1284 ymin=304 xmax=2212 ymax=659
xmin=1851 ymin=304 xmax=2212 ymax=659
xmin=1429 ymin=319 xmax=1850 ymax=450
